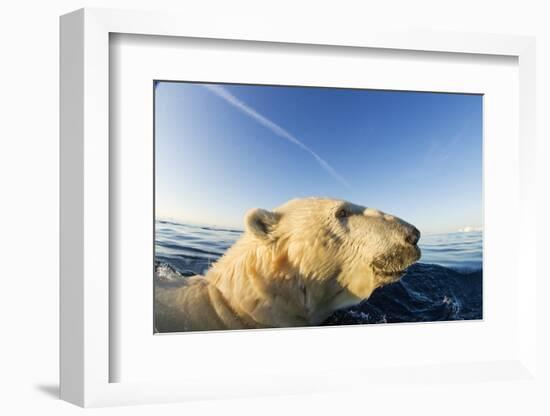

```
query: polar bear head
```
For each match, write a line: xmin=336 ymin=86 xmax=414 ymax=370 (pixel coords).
xmin=242 ymin=197 xmax=421 ymax=323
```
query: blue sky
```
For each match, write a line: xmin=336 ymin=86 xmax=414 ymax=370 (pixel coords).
xmin=155 ymin=81 xmax=482 ymax=234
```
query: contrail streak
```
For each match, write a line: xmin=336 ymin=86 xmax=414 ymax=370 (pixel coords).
xmin=203 ymin=84 xmax=352 ymax=190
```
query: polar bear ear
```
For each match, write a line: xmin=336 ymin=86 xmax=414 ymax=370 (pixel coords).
xmin=245 ymin=208 xmax=281 ymax=240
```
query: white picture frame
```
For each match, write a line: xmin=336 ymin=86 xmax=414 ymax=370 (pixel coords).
xmin=60 ymin=7 xmax=538 ymax=408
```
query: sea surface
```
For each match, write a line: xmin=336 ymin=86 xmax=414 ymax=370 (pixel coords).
xmin=155 ymin=220 xmax=482 ymax=324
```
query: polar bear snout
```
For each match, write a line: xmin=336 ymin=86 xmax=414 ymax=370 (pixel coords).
xmin=368 ymin=215 xmax=422 ymax=276
xmin=383 ymin=215 xmax=420 ymax=247
xmin=404 ymin=226 xmax=421 ymax=246
xmin=363 ymin=207 xmax=420 ymax=247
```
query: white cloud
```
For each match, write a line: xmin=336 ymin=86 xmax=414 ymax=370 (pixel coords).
xmin=203 ymin=84 xmax=352 ymax=190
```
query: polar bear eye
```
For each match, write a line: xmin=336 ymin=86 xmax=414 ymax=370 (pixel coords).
xmin=336 ymin=208 xmax=348 ymax=219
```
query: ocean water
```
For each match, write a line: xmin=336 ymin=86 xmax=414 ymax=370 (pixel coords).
xmin=155 ymin=220 xmax=482 ymax=324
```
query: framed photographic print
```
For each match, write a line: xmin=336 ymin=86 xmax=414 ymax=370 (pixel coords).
xmin=60 ymin=8 xmax=538 ymax=408
xmin=153 ymin=81 xmax=483 ymax=333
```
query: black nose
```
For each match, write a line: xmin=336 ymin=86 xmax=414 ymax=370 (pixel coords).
xmin=405 ymin=227 xmax=420 ymax=245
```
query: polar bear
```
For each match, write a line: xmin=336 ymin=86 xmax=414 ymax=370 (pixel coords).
xmin=155 ymin=197 xmax=421 ymax=332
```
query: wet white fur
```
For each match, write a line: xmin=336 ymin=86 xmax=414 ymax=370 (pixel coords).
xmin=155 ymin=197 xmax=420 ymax=331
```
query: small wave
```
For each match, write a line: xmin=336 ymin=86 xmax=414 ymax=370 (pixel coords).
xmin=198 ymin=225 xmax=243 ymax=234
xmin=420 ymin=246 xmax=476 ymax=253
xmin=156 ymin=241 xmax=225 ymax=258
xmin=442 ymin=295 xmax=462 ymax=319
